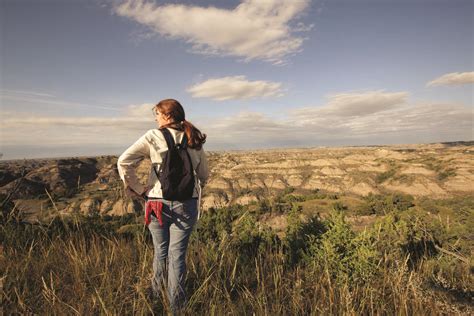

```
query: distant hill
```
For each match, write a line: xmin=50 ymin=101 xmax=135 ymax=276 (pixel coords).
xmin=1 ymin=142 xmax=473 ymax=221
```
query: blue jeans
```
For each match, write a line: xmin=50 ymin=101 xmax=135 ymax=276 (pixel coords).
xmin=147 ymin=198 xmax=198 ymax=312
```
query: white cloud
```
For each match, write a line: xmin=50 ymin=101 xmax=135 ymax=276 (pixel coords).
xmin=427 ymin=71 xmax=474 ymax=87
xmin=0 ymin=89 xmax=122 ymax=111
xmin=126 ymin=103 xmax=155 ymax=117
xmin=201 ymin=111 xmax=308 ymax=148
xmin=202 ymin=92 xmax=472 ymax=148
xmin=292 ymin=90 xmax=409 ymax=119
xmin=1 ymin=94 xmax=471 ymax=158
xmin=0 ymin=89 xmax=55 ymax=98
xmin=187 ymin=76 xmax=284 ymax=101
xmin=114 ymin=0 xmax=311 ymax=64
xmin=0 ymin=103 xmax=156 ymax=148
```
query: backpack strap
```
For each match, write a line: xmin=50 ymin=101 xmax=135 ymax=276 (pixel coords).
xmin=160 ymin=128 xmax=175 ymax=149
xmin=160 ymin=128 xmax=189 ymax=149
xmin=154 ymin=128 xmax=175 ymax=178
xmin=181 ymin=134 xmax=188 ymax=149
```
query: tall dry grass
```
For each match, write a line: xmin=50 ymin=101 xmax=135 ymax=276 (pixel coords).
xmin=1 ymin=206 xmax=472 ymax=315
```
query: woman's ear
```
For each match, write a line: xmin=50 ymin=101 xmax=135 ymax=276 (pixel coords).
xmin=163 ymin=113 xmax=172 ymax=123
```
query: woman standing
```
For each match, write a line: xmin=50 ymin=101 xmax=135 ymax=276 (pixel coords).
xmin=117 ymin=99 xmax=208 ymax=312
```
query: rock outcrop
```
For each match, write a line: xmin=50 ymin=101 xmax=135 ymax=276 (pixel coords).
xmin=1 ymin=142 xmax=473 ymax=219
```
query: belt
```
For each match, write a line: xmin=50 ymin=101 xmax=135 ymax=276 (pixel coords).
xmin=146 ymin=197 xmax=199 ymax=201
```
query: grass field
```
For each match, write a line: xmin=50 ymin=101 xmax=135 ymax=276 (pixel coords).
xmin=1 ymin=193 xmax=473 ymax=315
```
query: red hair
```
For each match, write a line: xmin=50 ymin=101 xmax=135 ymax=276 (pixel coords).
xmin=155 ymin=99 xmax=206 ymax=150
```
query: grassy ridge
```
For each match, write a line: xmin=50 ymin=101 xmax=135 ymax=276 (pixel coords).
xmin=1 ymin=196 xmax=473 ymax=315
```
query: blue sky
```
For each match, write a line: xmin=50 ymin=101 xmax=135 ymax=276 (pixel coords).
xmin=1 ymin=0 xmax=473 ymax=159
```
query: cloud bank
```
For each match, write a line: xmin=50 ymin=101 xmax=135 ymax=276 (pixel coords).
xmin=292 ymin=91 xmax=409 ymax=119
xmin=205 ymin=93 xmax=472 ymax=148
xmin=0 ymin=104 xmax=156 ymax=149
xmin=2 ymin=91 xmax=471 ymax=159
xmin=187 ymin=76 xmax=284 ymax=101
xmin=427 ymin=71 xmax=474 ymax=87
xmin=114 ymin=0 xmax=311 ymax=64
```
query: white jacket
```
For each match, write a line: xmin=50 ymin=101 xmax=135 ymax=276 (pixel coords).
xmin=117 ymin=128 xmax=209 ymax=199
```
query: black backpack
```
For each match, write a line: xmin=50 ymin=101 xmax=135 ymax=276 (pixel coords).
xmin=153 ymin=128 xmax=195 ymax=201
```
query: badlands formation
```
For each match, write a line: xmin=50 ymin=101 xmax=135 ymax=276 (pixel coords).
xmin=204 ymin=142 xmax=473 ymax=207
xmin=1 ymin=142 xmax=473 ymax=220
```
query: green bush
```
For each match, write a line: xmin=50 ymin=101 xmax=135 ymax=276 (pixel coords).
xmin=231 ymin=212 xmax=280 ymax=258
xmin=281 ymin=194 xmax=306 ymax=203
xmin=437 ymin=168 xmax=456 ymax=181
xmin=357 ymin=193 xmax=414 ymax=215
xmin=303 ymin=211 xmax=379 ymax=284
xmin=194 ymin=205 xmax=244 ymax=244
xmin=257 ymin=198 xmax=271 ymax=214
xmin=306 ymin=189 xmax=328 ymax=199
xmin=284 ymin=204 xmax=326 ymax=266
xmin=332 ymin=201 xmax=347 ymax=212
xmin=282 ymin=186 xmax=295 ymax=195
xmin=369 ymin=212 xmax=442 ymax=267
xmin=375 ymin=168 xmax=397 ymax=184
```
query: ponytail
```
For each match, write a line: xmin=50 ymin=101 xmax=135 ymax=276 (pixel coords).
xmin=155 ymin=99 xmax=206 ymax=150
xmin=182 ymin=120 xmax=206 ymax=150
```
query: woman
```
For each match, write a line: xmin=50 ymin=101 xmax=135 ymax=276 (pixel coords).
xmin=117 ymin=99 xmax=208 ymax=311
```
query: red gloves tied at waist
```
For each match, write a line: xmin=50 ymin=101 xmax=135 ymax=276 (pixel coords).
xmin=145 ymin=200 xmax=163 ymax=226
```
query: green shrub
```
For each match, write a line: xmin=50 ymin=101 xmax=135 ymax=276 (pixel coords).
xmin=282 ymin=186 xmax=295 ymax=195
xmin=303 ymin=211 xmax=379 ymax=284
xmin=375 ymin=168 xmax=397 ymax=183
xmin=231 ymin=213 xmax=280 ymax=258
xmin=332 ymin=201 xmax=347 ymax=212
xmin=281 ymin=194 xmax=306 ymax=203
xmin=369 ymin=213 xmax=442 ymax=267
xmin=307 ymin=189 xmax=327 ymax=199
xmin=357 ymin=193 xmax=414 ymax=215
xmin=424 ymin=160 xmax=457 ymax=181
xmin=284 ymin=204 xmax=326 ymax=266
xmin=257 ymin=198 xmax=271 ymax=214
xmin=437 ymin=168 xmax=456 ymax=181
xmin=194 ymin=205 xmax=245 ymax=244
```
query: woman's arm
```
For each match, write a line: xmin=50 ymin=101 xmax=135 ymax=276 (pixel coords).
xmin=117 ymin=133 xmax=150 ymax=196
xmin=196 ymin=149 xmax=209 ymax=187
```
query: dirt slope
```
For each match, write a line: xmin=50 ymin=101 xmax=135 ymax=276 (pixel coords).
xmin=1 ymin=142 xmax=472 ymax=220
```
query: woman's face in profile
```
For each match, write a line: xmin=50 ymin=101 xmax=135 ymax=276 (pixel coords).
xmin=153 ymin=107 xmax=171 ymax=127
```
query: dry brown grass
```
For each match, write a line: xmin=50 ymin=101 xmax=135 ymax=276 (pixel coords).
xmin=1 ymin=207 xmax=472 ymax=315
